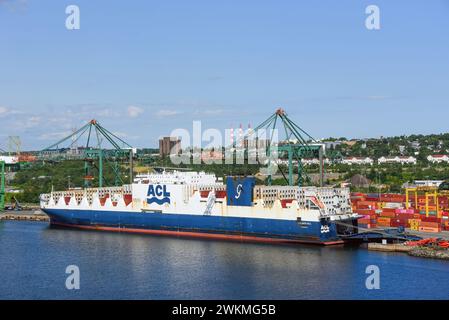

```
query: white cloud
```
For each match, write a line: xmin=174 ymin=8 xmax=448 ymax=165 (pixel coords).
xmin=0 ymin=106 xmax=9 ymax=117
xmin=156 ymin=109 xmax=181 ymax=118
xmin=0 ymin=0 xmax=28 ymax=11
xmin=127 ymin=105 xmax=144 ymax=118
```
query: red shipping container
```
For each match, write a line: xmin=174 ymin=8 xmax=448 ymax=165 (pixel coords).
xmin=421 ymin=216 xmax=441 ymax=223
xmin=390 ymin=218 xmax=405 ymax=227
xmin=354 ymin=209 xmax=377 ymax=216
xmin=380 ymin=211 xmax=396 ymax=218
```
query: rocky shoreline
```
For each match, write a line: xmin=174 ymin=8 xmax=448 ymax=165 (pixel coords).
xmin=368 ymin=242 xmax=449 ymax=260
xmin=408 ymin=247 xmax=449 ymax=260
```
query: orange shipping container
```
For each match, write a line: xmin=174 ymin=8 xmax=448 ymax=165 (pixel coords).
xmin=418 ymin=226 xmax=441 ymax=233
xmin=377 ymin=217 xmax=391 ymax=227
xmin=420 ymin=221 xmax=440 ymax=228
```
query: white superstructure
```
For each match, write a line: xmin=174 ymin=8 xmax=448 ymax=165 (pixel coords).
xmin=134 ymin=170 xmax=221 ymax=185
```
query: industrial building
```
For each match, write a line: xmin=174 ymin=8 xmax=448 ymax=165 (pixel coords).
xmin=159 ymin=137 xmax=182 ymax=157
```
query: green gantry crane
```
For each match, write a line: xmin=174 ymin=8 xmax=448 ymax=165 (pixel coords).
xmin=41 ymin=119 xmax=134 ymax=188
xmin=236 ymin=108 xmax=324 ymax=187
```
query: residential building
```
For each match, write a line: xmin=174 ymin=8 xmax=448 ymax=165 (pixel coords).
xmin=201 ymin=150 xmax=223 ymax=162
xmin=341 ymin=157 xmax=374 ymax=165
xmin=301 ymin=158 xmax=332 ymax=166
xmin=427 ymin=154 xmax=449 ymax=164
xmin=378 ymin=156 xmax=417 ymax=165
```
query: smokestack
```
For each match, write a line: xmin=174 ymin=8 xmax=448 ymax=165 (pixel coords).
xmin=239 ymin=124 xmax=243 ymax=147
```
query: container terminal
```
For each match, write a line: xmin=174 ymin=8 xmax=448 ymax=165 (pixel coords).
xmin=2 ymin=109 xmax=449 ymax=258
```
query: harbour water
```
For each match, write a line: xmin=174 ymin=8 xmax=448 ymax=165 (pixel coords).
xmin=0 ymin=221 xmax=448 ymax=300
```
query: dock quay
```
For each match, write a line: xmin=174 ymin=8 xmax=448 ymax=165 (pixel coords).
xmin=368 ymin=243 xmax=412 ymax=253
xmin=0 ymin=210 xmax=49 ymax=222
xmin=367 ymin=227 xmax=449 ymax=240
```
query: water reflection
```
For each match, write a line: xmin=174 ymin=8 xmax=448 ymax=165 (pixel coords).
xmin=1 ymin=221 xmax=449 ymax=299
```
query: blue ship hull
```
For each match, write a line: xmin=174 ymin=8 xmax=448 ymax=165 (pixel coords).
xmin=42 ymin=208 xmax=346 ymax=245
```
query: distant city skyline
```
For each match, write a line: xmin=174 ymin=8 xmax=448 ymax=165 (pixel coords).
xmin=1 ymin=1 xmax=448 ymax=150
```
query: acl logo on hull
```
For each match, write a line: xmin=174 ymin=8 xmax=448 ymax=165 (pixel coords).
xmin=147 ymin=185 xmax=171 ymax=205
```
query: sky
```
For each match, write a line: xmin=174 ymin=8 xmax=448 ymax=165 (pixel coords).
xmin=0 ymin=0 xmax=448 ymax=150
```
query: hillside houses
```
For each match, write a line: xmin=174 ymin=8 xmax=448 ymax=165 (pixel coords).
xmin=378 ymin=156 xmax=417 ymax=165
xmin=341 ymin=157 xmax=374 ymax=166
xmin=427 ymin=154 xmax=449 ymax=164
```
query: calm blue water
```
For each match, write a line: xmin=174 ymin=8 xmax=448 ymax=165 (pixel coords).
xmin=0 ymin=221 xmax=448 ymax=300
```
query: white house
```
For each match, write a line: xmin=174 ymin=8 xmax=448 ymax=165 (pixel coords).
xmin=378 ymin=156 xmax=417 ymax=165
xmin=301 ymin=158 xmax=332 ymax=166
xmin=274 ymin=159 xmax=299 ymax=166
xmin=341 ymin=157 xmax=374 ymax=166
xmin=301 ymin=158 xmax=320 ymax=166
xmin=427 ymin=155 xmax=449 ymax=164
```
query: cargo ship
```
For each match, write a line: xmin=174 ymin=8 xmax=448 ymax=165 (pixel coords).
xmin=39 ymin=171 xmax=360 ymax=245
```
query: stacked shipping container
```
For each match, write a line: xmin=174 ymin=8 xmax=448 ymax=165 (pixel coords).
xmin=352 ymin=193 xmax=449 ymax=233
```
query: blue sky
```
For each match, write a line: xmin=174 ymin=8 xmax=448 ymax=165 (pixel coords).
xmin=1 ymin=0 xmax=448 ymax=150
